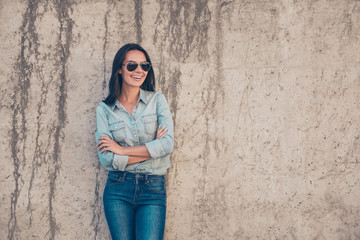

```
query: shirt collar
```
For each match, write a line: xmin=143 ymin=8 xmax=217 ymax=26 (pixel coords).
xmin=138 ymin=88 xmax=149 ymax=105
xmin=110 ymin=88 xmax=149 ymax=111
xmin=111 ymin=99 xmax=121 ymax=111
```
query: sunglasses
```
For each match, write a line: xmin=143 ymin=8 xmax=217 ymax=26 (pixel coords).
xmin=122 ymin=61 xmax=152 ymax=72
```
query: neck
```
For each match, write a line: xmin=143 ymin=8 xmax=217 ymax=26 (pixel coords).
xmin=119 ymin=86 xmax=140 ymax=103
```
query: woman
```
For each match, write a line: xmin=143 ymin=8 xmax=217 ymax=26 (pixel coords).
xmin=95 ymin=43 xmax=174 ymax=240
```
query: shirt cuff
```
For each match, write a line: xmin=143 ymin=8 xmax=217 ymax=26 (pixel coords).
xmin=112 ymin=155 xmax=129 ymax=171
xmin=145 ymin=140 xmax=165 ymax=159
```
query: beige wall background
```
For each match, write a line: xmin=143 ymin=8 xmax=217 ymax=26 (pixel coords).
xmin=1 ymin=0 xmax=359 ymax=239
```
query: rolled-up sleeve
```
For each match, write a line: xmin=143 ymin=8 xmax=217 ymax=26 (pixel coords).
xmin=145 ymin=94 xmax=174 ymax=159
xmin=95 ymin=104 xmax=128 ymax=171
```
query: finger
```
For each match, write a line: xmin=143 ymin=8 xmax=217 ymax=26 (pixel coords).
xmin=96 ymin=140 xmax=108 ymax=147
xmin=100 ymin=145 xmax=112 ymax=153
xmin=98 ymin=145 xmax=105 ymax=151
xmin=98 ymin=142 xmax=109 ymax=150
xmin=97 ymin=136 xmax=110 ymax=141
xmin=159 ymin=128 xmax=167 ymax=134
xmin=158 ymin=125 xmax=166 ymax=130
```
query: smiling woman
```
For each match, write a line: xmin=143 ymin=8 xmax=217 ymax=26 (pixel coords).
xmin=95 ymin=43 xmax=174 ymax=240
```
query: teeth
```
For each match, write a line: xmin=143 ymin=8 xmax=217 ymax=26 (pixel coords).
xmin=132 ymin=76 xmax=141 ymax=79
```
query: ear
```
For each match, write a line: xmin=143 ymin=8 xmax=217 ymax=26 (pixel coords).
xmin=118 ymin=69 xmax=122 ymax=74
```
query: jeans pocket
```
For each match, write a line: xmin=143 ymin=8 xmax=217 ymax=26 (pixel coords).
xmin=106 ymin=172 xmax=124 ymax=186
xmin=145 ymin=179 xmax=166 ymax=194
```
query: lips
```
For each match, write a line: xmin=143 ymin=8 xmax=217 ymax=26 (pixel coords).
xmin=131 ymin=75 xmax=142 ymax=80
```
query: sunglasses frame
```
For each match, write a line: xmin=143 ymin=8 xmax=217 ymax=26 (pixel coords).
xmin=122 ymin=61 xmax=152 ymax=72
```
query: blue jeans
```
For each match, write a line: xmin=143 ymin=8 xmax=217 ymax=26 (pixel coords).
xmin=103 ymin=171 xmax=167 ymax=240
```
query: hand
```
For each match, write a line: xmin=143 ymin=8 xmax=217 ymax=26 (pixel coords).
xmin=156 ymin=125 xmax=167 ymax=139
xmin=97 ymin=136 xmax=124 ymax=155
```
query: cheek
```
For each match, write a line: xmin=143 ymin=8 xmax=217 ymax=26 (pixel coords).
xmin=122 ymin=72 xmax=130 ymax=80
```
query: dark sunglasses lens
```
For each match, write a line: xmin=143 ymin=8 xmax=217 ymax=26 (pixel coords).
xmin=141 ymin=62 xmax=151 ymax=72
xmin=126 ymin=62 xmax=138 ymax=72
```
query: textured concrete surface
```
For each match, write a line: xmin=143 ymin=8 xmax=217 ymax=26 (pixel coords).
xmin=0 ymin=0 xmax=359 ymax=239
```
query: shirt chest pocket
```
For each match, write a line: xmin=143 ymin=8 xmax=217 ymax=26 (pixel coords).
xmin=141 ymin=114 xmax=157 ymax=136
xmin=109 ymin=121 xmax=126 ymax=142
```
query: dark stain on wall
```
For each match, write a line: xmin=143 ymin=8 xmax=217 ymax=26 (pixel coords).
xmin=102 ymin=3 xmax=111 ymax=91
xmin=154 ymin=0 xmax=211 ymax=63
xmin=153 ymin=4 xmax=213 ymax=233
xmin=152 ymin=0 xmax=214 ymax=231
xmin=153 ymin=0 xmax=212 ymax=122
xmin=134 ymin=0 xmax=143 ymax=44
xmin=91 ymin=2 xmax=118 ymax=238
xmin=90 ymin=160 xmax=102 ymax=240
xmin=26 ymin=1 xmax=55 ymax=230
xmin=194 ymin=0 xmax=212 ymax=61
xmin=8 ymin=0 xmax=41 ymax=239
xmin=49 ymin=0 xmax=74 ymax=238
xmin=190 ymin=0 xmax=230 ymax=237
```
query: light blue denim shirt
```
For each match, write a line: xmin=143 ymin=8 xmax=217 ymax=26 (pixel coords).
xmin=95 ymin=89 xmax=174 ymax=175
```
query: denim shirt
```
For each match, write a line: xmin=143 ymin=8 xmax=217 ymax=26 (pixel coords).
xmin=95 ymin=89 xmax=174 ymax=175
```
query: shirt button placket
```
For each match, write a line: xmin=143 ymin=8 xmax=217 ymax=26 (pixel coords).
xmin=134 ymin=129 xmax=138 ymax=141
xmin=131 ymin=119 xmax=139 ymax=142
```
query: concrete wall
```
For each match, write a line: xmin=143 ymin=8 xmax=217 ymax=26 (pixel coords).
xmin=1 ymin=0 xmax=359 ymax=239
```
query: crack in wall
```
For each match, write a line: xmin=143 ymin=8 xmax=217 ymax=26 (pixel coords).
xmin=8 ymin=0 xmax=41 ymax=239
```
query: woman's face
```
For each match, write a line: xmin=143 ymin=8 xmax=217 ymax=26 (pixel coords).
xmin=119 ymin=50 xmax=149 ymax=89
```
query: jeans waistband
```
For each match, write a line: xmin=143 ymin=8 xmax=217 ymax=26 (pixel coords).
xmin=108 ymin=171 xmax=165 ymax=181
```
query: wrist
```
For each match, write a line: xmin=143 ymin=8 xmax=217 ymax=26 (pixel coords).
xmin=115 ymin=145 xmax=125 ymax=155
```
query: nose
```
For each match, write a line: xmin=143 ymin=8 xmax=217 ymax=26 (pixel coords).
xmin=134 ymin=64 xmax=143 ymax=72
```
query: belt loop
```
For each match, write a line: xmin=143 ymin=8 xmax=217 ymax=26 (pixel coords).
xmin=122 ymin=171 xmax=127 ymax=181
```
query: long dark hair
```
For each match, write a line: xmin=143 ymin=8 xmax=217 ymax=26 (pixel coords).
xmin=103 ymin=43 xmax=155 ymax=105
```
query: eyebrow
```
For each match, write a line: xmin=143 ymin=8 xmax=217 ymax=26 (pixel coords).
xmin=126 ymin=60 xmax=148 ymax=63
